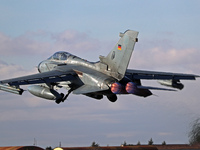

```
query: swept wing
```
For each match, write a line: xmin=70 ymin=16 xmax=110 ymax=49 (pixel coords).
xmin=0 ymin=70 xmax=76 ymax=86
xmin=126 ymin=69 xmax=199 ymax=80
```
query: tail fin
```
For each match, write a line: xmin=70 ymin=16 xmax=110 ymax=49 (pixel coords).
xmin=99 ymin=30 xmax=139 ymax=80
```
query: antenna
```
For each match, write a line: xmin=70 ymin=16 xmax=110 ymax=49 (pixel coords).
xmin=33 ymin=138 xmax=37 ymax=146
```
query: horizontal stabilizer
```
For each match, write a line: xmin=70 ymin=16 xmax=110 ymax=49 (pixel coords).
xmin=73 ymin=85 xmax=109 ymax=94
xmin=137 ymin=85 xmax=177 ymax=91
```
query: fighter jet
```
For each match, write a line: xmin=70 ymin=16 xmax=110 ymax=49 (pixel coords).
xmin=0 ymin=30 xmax=199 ymax=104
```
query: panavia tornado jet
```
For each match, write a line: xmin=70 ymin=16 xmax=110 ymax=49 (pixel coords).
xmin=0 ymin=30 xmax=199 ymax=104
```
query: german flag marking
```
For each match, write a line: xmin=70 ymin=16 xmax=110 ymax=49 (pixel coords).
xmin=118 ymin=44 xmax=122 ymax=50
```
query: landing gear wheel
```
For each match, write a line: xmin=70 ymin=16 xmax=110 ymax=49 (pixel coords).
xmin=55 ymin=93 xmax=64 ymax=104
xmin=107 ymin=94 xmax=117 ymax=102
xmin=55 ymin=89 xmax=73 ymax=104
xmin=55 ymin=99 xmax=62 ymax=104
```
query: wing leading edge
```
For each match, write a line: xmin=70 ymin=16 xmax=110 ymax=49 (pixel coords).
xmin=125 ymin=69 xmax=199 ymax=90
xmin=0 ymin=70 xmax=77 ymax=86
xmin=126 ymin=69 xmax=199 ymax=80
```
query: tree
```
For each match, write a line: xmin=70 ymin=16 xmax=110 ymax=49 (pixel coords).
xmin=122 ymin=141 xmax=127 ymax=146
xmin=45 ymin=147 xmax=53 ymax=150
xmin=162 ymin=141 xmax=166 ymax=145
xmin=121 ymin=141 xmax=134 ymax=146
xmin=148 ymin=138 xmax=154 ymax=145
xmin=188 ymin=118 xmax=200 ymax=145
xmin=91 ymin=141 xmax=99 ymax=147
xmin=137 ymin=141 xmax=141 ymax=145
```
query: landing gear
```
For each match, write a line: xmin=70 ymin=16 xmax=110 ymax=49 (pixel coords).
xmin=107 ymin=94 xmax=117 ymax=102
xmin=55 ymin=89 xmax=73 ymax=104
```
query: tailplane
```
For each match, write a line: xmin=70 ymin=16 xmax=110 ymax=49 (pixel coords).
xmin=99 ymin=30 xmax=139 ymax=80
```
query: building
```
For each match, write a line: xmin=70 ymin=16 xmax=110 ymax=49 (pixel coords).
xmin=54 ymin=146 xmax=158 ymax=150
xmin=54 ymin=145 xmax=200 ymax=150
xmin=0 ymin=146 xmax=44 ymax=150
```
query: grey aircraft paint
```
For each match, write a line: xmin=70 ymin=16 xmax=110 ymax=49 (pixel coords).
xmin=0 ymin=30 xmax=199 ymax=104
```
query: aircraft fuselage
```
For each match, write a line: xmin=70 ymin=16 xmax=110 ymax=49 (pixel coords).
xmin=0 ymin=30 xmax=198 ymax=104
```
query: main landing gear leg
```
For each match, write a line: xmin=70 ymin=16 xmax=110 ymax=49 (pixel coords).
xmin=55 ymin=89 xmax=73 ymax=104
xmin=62 ymin=89 xmax=73 ymax=102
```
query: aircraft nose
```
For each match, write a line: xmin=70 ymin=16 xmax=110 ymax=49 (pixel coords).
xmin=38 ymin=61 xmax=49 ymax=73
xmin=38 ymin=61 xmax=43 ymax=73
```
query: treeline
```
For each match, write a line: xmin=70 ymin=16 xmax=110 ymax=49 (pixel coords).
xmin=91 ymin=138 xmax=167 ymax=147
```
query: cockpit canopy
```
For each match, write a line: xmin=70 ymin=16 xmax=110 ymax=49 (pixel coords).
xmin=48 ymin=51 xmax=72 ymax=61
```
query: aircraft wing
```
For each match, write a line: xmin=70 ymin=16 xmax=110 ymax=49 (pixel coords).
xmin=125 ymin=69 xmax=199 ymax=80
xmin=0 ymin=70 xmax=77 ymax=86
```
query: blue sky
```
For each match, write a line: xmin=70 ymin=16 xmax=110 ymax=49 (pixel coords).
xmin=0 ymin=0 xmax=200 ymax=148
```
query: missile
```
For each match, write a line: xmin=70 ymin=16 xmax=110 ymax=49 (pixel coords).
xmin=0 ymin=84 xmax=24 ymax=95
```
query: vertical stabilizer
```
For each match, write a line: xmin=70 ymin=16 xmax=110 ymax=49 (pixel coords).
xmin=99 ymin=30 xmax=139 ymax=80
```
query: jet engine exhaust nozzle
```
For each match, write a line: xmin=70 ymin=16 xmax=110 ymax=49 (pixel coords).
xmin=125 ymin=82 xmax=137 ymax=94
xmin=111 ymin=82 xmax=137 ymax=94
xmin=111 ymin=82 xmax=123 ymax=94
